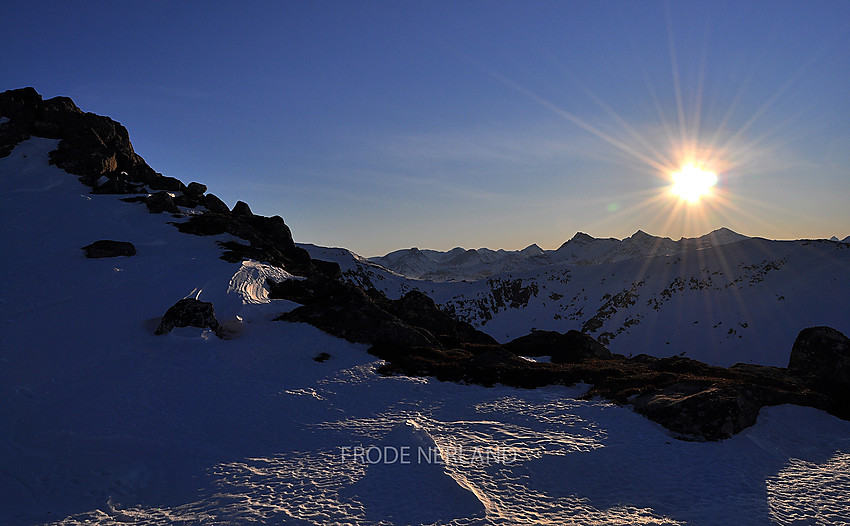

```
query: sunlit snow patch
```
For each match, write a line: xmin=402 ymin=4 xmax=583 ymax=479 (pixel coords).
xmin=339 ymin=419 xmax=486 ymax=524
xmin=183 ymin=259 xmax=302 ymax=330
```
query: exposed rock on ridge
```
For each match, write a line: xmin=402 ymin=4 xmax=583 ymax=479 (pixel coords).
xmin=0 ymin=87 xmax=324 ymax=277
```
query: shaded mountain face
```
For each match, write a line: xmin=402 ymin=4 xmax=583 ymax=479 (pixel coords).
xmin=368 ymin=227 xmax=752 ymax=281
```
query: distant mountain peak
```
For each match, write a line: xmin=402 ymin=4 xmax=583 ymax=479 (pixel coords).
xmin=520 ymin=243 xmax=544 ymax=256
xmin=569 ymin=232 xmax=596 ymax=245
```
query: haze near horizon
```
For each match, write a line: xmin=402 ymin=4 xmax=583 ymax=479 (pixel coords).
xmin=3 ymin=1 xmax=849 ymax=255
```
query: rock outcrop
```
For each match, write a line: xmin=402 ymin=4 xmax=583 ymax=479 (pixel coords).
xmin=0 ymin=87 xmax=162 ymax=190
xmin=155 ymin=298 xmax=224 ymax=338
xmin=0 ymin=87 xmax=328 ymax=277
xmin=503 ymin=329 xmax=612 ymax=363
xmin=270 ymin=277 xmax=495 ymax=349
xmin=788 ymin=326 xmax=850 ymax=386
xmin=82 ymin=240 xmax=136 ymax=258
xmin=365 ymin=325 xmax=847 ymax=441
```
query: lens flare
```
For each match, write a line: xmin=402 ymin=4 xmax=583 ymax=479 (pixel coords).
xmin=670 ymin=164 xmax=718 ymax=204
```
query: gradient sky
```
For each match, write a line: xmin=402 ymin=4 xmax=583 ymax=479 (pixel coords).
xmin=3 ymin=1 xmax=849 ymax=255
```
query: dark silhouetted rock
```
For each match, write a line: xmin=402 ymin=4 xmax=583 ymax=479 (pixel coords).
xmin=0 ymin=87 xmax=161 ymax=187
xmin=202 ymin=193 xmax=231 ymax=215
xmin=232 ymin=200 xmax=252 ymax=217
xmin=632 ymin=382 xmax=762 ymax=441
xmin=313 ymin=352 xmax=331 ymax=362
xmin=146 ymin=191 xmax=180 ymax=214
xmin=788 ymin=326 xmax=850 ymax=385
xmin=186 ymin=182 xmax=207 ymax=195
xmin=155 ymin=298 xmax=224 ymax=338
xmin=147 ymin=175 xmax=186 ymax=192
xmin=504 ymin=329 xmax=611 ymax=363
xmin=91 ymin=176 xmax=146 ymax=195
xmin=387 ymin=290 xmax=497 ymax=347
xmin=276 ymin=278 xmax=438 ymax=348
xmin=312 ymin=259 xmax=342 ymax=280
xmin=82 ymin=240 xmax=136 ymax=258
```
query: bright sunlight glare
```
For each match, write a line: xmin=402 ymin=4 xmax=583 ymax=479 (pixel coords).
xmin=670 ymin=164 xmax=718 ymax=204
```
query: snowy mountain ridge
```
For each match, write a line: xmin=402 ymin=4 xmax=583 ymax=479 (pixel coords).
xmin=306 ymin=233 xmax=850 ymax=368
xmin=369 ymin=227 xmax=752 ymax=281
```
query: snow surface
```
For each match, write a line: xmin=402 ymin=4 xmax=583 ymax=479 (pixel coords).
xmin=2 ymin=138 xmax=850 ymax=524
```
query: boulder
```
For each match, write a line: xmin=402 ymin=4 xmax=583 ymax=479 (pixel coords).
xmin=387 ymin=290 xmax=497 ymax=346
xmin=504 ymin=329 xmax=611 ymax=363
xmin=186 ymin=181 xmax=207 ymax=196
xmin=154 ymin=298 xmax=224 ymax=338
xmin=231 ymin=200 xmax=253 ymax=217
xmin=788 ymin=326 xmax=850 ymax=385
xmin=147 ymin=175 xmax=186 ymax=192
xmin=145 ymin=191 xmax=180 ymax=214
xmin=91 ymin=176 xmax=146 ymax=195
xmin=201 ymin=193 xmax=231 ymax=215
xmin=82 ymin=240 xmax=136 ymax=258
xmin=631 ymin=382 xmax=762 ymax=441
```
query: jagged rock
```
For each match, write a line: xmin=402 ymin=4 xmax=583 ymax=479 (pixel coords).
xmin=176 ymin=209 xmax=314 ymax=275
xmin=274 ymin=276 xmax=438 ymax=347
xmin=82 ymin=240 xmax=136 ymax=258
xmin=186 ymin=182 xmax=207 ymax=196
xmin=91 ymin=176 xmax=146 ymax=195
xmin=631 ymin=382 xmax=761 ymax=441
xmin=147 ymin=175 xmax=186 ymax=193
xmin=0 ymin=87 xmax=161 ymax=185
xmin=173 ymin=193 xmax=202 ymax=209
xmin=202 ymin=193 xmax=231 ymax=215
xmin=312 ymin=259 xmax=342 ymax=279
xmin=504 ymin=330 xmax=611 ymax=363
xmin=154 ymin=298 xmax=224 ymax=338
xmin=386 ymin=290 xmax=497 ymax=347
xmin=788 ymin=326 xmax=850 ymax=385
xmin=145 ymin=191 xmax=180 ymax=214
xmin=232 ymin=200 xmax=253 ymax=217
xmin=270 ymin=278 xmax=495 ymax=349
xmin=280 ymin=294 xmax=437 ymax=348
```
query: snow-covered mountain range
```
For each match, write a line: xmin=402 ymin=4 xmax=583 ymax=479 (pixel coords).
xmin=308 ymin=233 xmax=850 ymax=367
xmin=369 ymin=227 xmax=751 ymax=281
xmin=3 ymin=87 xmax=850 ymax=525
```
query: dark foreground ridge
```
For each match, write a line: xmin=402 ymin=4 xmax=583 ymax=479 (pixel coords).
xmin=3 ymin=87 xmax=848 ymax=441
xmin=0 ymin=87 xmax=323 ymax=278
xmin=269 ymin=268 xmax=850 ymax=440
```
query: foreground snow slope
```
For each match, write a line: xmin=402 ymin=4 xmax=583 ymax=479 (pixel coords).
xmin=2 ymin=139 xmax=850 ymax=525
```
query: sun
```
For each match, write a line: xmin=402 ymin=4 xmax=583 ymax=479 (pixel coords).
xmin=670 ymin=164 xmax=718 ymax=204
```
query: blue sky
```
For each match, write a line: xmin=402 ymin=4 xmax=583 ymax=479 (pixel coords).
xmin=3 ymin=1 xmax=849 ymax=255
